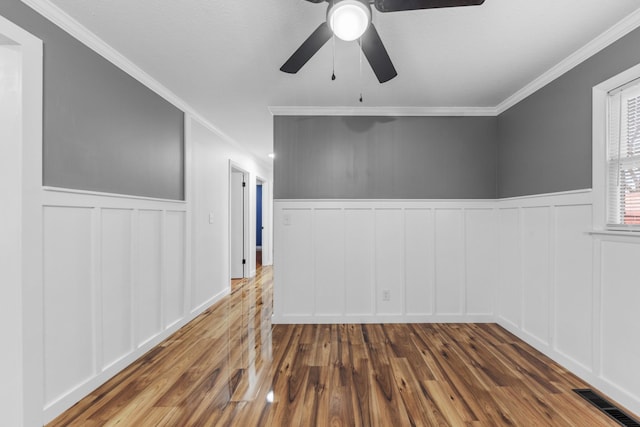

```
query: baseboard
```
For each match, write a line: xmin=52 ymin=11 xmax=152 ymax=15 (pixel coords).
xmin=272 ymin=314 xmax=496 ymax=324
xmin=190 ymin=288 xmax=229 ymax=315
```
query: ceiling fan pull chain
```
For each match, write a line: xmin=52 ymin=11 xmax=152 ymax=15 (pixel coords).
xmin=359 ymin=38 xmax=363 ymax=102
xmin=331 ymin=34 xmax=336 ymax=80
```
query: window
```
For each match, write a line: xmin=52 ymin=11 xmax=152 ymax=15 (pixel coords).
xmin=607 ymin=82 xmax=640 ymax=228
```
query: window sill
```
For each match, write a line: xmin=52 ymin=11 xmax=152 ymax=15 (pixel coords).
xmin=589 ymin=230 xmax=640 ymax=238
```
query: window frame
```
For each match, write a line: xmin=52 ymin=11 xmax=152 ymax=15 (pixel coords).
xmin=593 ymin=63 xmax=640 ymax=232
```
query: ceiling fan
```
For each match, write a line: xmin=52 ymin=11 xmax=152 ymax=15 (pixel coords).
xmin=281 ymin=0 xmax=486 ymax=83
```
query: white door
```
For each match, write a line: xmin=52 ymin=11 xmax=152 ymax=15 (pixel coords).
xmin=230 ymin=170 xmax=245 ymax=278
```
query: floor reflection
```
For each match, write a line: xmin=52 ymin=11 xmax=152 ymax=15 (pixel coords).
xmin=225 ymin=266 xmax=273 ymax=405
xmin=47 ymin=266 xmax=275 ymax=426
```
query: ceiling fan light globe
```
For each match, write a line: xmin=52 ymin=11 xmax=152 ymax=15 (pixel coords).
xmin=328 ymin=0 xmax=371 ymax=41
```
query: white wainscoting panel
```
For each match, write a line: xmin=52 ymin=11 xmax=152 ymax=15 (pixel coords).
xmin=136 ymin=209 xmax=163 ymax=346
xmin=276 ymin=208 xmax=314 ymax=318
xmin=314 ymin=209 xmax=345 ymax=316
xmin=554 ymin=204 xmax=593 ymax=370
xmin=375 ymin=209 xmax=404 ymax=316
xmin=404 ymin=209 xmax=434 ymax=316
xmin=100 ymin=208 xmax=133 ymax=370
xmin=497 ymin=208 xmax=521 ymax=329
xmin=434 ymin=209 xmax=464 ymax=315
xmin=43 ymin=206 xmax=95 ymax=407
xmin=164 ymin=210 xmax=186 ymax=328
xmin=600 ymin=239 xmax=640 ymax=406
xmin=465 ymin=209 xmax=497 ymax=315
xmin=274 ymin=200 xmax=496 ymax=323
xmin=344 ymin=209 xmax=375 ymax=316
xmin=521 ymin=206 xmax=551 ymax=346
xmin=41 ymin=189 xmax=194 ymax=422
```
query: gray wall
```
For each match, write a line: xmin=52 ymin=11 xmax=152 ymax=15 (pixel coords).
xmin=497 ymin=26 xmax=640 ymax=198
xmin=275 ymin=28 xmax=640 ymax=201
xmin=1 ymin=1 xmax=184 ymax=200
xmin=274 ymin=116 xmax=497 ymax=199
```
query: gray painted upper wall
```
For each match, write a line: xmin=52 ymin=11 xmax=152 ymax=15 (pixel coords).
xmin=1 ymin=1 xmax=185 ymax=200
xmin=497 ymin=26 xmax=640 ymax=198
xmin=276 ymin=27 xmax=640 ymax=200
xmin=274 ymin=116 xmax=497 ymax=199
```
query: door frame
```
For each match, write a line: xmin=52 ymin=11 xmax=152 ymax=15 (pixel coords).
xmin=0 ymin=15 xmax=44 ymax=427
xmin=228 ymin=161 xmax=250 ymax=281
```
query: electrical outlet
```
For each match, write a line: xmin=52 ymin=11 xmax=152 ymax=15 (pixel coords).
xmin=283 ymin=213 xmax=291 ymax=226
xmin=382 ymin=289 xmax=391 ymax=302
xmin=208 ymin=212 xmax=214 ymax=224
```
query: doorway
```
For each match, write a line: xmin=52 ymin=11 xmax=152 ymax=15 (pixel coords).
xmin=256 ymin=178 xmax=265 ymax=269
xmin=229 ymin=163 xmax=249 ymax=280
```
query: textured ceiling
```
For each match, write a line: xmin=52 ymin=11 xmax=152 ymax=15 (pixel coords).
xmin=45 ymin=0 xmax=640 ymax=160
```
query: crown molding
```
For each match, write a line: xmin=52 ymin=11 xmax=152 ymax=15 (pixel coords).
xmin=20 ymin=0 xmax=640 ymax=126
xmin=274 ymin=8 xmax=640 ymax=117
xmin=268 ymin=105 xmax=498 ymax=116
xmin=19 ymin=0 xmax=261 ymax=161
xmin=496 ymin=7 xmax=640 ymax=114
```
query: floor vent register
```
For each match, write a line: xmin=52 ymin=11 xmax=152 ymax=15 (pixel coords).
xmin=573 ymin=389 xmax=640 ymax=427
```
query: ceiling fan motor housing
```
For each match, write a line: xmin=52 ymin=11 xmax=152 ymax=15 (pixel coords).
xmin=327 ymin=0 xmax=372 ymax=41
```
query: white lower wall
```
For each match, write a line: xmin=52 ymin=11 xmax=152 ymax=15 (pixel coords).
xmin=496 ymin=190 xmax=594 ymax=366
xmin=599 ymin=238 xmax=640 ymax=412
xmin=496 ymin=189 xmax=640 ymax=416
xmin=40 ymin=189 xmax=195 ymax=421
xmin=274 ymin=190 xmax=640 ymax=416
xmin=273 ymin=200 xmax=497 ymax=323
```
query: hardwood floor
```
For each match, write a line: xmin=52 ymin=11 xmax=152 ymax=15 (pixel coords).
xmin=49 ymin=266 xmax=625 ymax=426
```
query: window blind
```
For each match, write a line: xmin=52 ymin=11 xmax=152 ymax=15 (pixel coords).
xmin=607 ymin=84 xmax=640 ymax=228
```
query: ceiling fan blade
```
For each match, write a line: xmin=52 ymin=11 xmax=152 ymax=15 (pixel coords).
xmin=280 ymin=22 xmax=333 ymax=74
xmin=374 ymin=0 xmax=484 ymax=13
xmin=360 ymin=24 xmax=397 ymax=83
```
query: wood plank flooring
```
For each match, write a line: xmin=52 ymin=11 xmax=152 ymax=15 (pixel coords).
xmin=49 ymin=266 xmax=627 ymax=426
